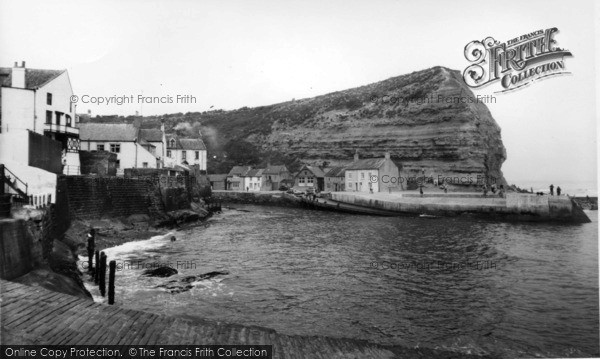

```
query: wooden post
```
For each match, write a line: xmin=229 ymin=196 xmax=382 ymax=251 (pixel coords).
xmin=108 ymin=260 xmax=116 ymax=305
xmin=94 ymin=250 xmax=100 ymax=284
xmin=87 ymin=239 xmax=94 ymax=275
xmin=100 ymin=252 xmax=107 ymax=297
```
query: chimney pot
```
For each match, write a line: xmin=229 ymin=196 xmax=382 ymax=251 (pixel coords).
xmin=354 ymin=150 xmax=359 ymax=162
xmin=21 ymin=61 xmax=26 ymax=68
xmin=385 ymin=152 xmax=390 ymax=159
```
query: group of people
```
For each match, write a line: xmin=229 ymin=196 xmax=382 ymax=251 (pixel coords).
xmin=532 ymin=184 xmax=562 ymax=196
xmin=482 ymin=183 xmax=505 ymax=198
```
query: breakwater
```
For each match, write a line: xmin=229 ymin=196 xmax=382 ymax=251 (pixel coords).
xmin=331 ymin=192 xmax=591 ymax=223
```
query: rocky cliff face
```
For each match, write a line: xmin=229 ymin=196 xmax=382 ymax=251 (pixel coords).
xmin=208 ymin=66 xmax=506 ymax=186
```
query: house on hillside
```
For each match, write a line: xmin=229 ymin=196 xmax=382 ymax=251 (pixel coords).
xmin=0 ymin=61 xmax=81 ymax=175
xmin=244 ymin=168 xmax=263 ymax=191
xmin=165 ymin=134 xmax=207 ymax=170
xmin=261 ymin=164 xmax=292 ymax=190
xmin=79 ymin=123 xmax=160 ymax=175
xmin=345 ymin=152 xmax=400 ymax=193
xmin=294 ymin=165 xmax=326 ymax=191
xmin=227 ymin=165 xmax=251 ymax=190
xmin=324 ymin=166 xmax=346 ymax=192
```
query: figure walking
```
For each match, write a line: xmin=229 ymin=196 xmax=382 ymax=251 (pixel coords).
xmin=549 ymin=184 xmax=554 ymax=196
xmin=556 ymin=186 xmax=561 ymax=196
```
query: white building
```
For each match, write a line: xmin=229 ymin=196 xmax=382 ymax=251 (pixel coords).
xmin=79 ymin=123 xmax=160 ymax=175
xmin=0 ymin=61 xmax=81 ymax=175
xmin=345 ymin=152 xmax=400 ymax=193
xmin=165 ymin=134 xmax=207 ymax=170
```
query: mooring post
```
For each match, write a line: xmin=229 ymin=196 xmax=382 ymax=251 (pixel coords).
xmin=87 ymin=228 xmax=95 ymax=275
xmin=100 ymin=252 xmax=107 ymax=297
xmin=108 ymin=260 xmax=116 ymax=305
xmin=94 ymin=250 xmax=100 ymax=284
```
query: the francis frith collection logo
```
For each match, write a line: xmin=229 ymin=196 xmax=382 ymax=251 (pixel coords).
xmin=462 ymin=27 xmax=572 ymax=93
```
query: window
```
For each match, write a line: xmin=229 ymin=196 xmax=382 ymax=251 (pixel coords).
xmin=142 ymin=162 xmax=148 ymax=168
xmin=66 ymin=115 xmax=72 ymax=127
xmin=299 ymin=177 xmax=305 ymax=184
xmin=348 ymin=173 xmax=352 ymax=179
xmin=170 ymin=139 xmax=175 ymax=147
xmin=308 ymin=177 xmax=314 ymax=184
xmin=55 ymin=111 xmax=62 ymax=125
xmin=182 ymin=151 xmax=187 ymax=160
xmin=166 ymin=150 xmax=171 ymax=157
xmin=361 ymin=173 xmax=365 ymax=179
xmin=46 ymin=111 xmax=52 ymax=124
xmin=110 ymin=144 xmax=120 ymax=153
xmin=97 ymin=144 xmax=105 ymax=151
xmin=195 ymin=151 xmax=199 ymax=160
xmin=116 ymin=160 xmax=120 ymax=168
xmin=47 ymin=93 xmax=52 ymax=105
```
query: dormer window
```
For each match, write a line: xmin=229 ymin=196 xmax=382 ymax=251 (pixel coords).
xmin=170 ymin=139 xmax=175 ymax=147
xmin=47 ymin=93 xmax=52 ymax=105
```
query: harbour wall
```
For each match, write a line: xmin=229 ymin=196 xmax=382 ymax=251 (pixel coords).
xmin=61 ymin=175 xmax=192 ymax=220
xmin=331 ymin=192 xmax=590 ymax=222
xmin=211 ymin=190 xmax=300 ymax=206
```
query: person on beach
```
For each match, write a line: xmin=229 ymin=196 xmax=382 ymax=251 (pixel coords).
xmin=550 ymin=184 xmax=554 ymax=196
xmin=557 ymin=186 xmax=561 ymax=196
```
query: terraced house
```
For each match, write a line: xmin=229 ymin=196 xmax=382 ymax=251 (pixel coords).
xmin=165 ymin=134 xmax=207 ymax=170
xmin=79 ymin=123 xmax=161 ymax=175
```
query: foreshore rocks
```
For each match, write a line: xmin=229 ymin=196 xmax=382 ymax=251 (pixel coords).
xmin=143 ymin=266 xmax=178 ymax=277
xmin=156 ymin=271 xmax=230 ymax=294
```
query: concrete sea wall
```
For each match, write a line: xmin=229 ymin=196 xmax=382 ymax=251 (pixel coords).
xmin=331 ymin=192 xmax=590 ymax=223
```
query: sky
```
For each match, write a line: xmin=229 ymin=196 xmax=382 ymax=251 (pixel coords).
xmin=0 ymin=0 xmax=597 ymax=187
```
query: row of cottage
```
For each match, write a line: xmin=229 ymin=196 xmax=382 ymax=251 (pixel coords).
xmin=210 ymin=152 xmax=401 ymax=193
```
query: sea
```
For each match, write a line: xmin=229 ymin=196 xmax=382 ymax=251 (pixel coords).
xmin=83 ymin=204 xmax=599 ymax=358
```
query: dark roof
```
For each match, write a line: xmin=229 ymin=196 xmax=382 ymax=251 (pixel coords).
xmin=246 ymin=169 xmax=262 ymax=177
xmin=0 ymin=67 xmax=65 ymax=89
xmin=139 ymin=129 xmax=163 ymax=142
xmin=228 ymin=166 xmax=251 ymax=176
xmin=295 ymin=165 xmax=326 ymax=178
xmin=79 ymin=123 xmax=139 ymax=141
xmin=263 ymin=165 xmax=289 ymax=175
xmin=166 ymin=135 xmax=206 ymax=150
xmin=345 ymin=158 xmax=388 ymax=170
xmin=208 ymin=174 xmax=228 ymax=181
xmin=179 ymin=138 xmax=206 ymax=150
xmin=325 ymin=166 xmax=346 ymax=177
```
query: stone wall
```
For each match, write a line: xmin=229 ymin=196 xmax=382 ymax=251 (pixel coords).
xmin=62 ymin=176 xmax=155 ymax=219
xmin=60 ymin=175 xmax=193 ymax=220
xmin=211 ymin=190 xmax=300 ymax=206
xmin=79 ymin=151 xmax=117 ymax=176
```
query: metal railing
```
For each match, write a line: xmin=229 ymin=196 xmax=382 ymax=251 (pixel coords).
xmin=2 ymin=164 xmax=28 ymax=197
xmin=44 ymin=123 xmax=79 ymax=135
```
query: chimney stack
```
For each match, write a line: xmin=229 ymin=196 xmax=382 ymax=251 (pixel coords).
xmin=12 ymin=60 xmax=25 ymax=88
xmin=354 ymin=149 xmax=359 ymax=162
xmin=384 ymin=152 xmax=390 ymax=160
